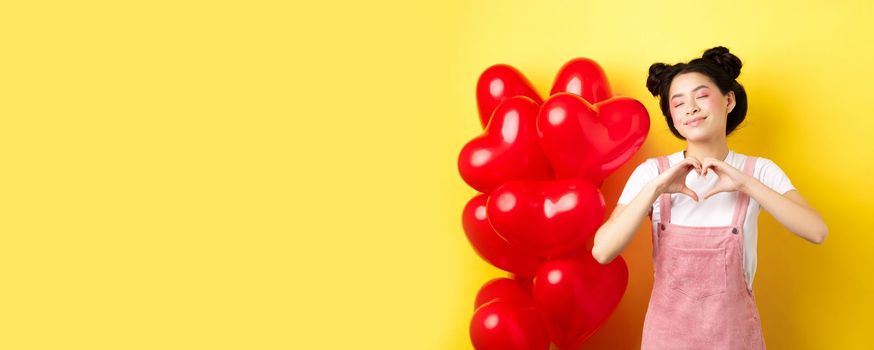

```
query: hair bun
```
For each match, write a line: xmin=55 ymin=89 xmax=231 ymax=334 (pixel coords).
xmin=646 ymin=63 xmax=671 ymax=96
xmin=702 ymin=46 xmax=742 ymax=79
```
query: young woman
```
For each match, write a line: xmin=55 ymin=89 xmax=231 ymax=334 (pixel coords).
xmin=591 ymin=46 xmax=828 ymax=349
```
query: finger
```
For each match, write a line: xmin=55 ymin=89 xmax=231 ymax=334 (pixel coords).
xmin=701 ymin=159 xmax=716 ymax=176
xmin=671 ymin=160 xmax=696 ymax=177
xmin=703 ymin=190 xmax=717 ymax=200
xmin=681 ymin=161 xmax=699 ymax=177
xmin=689 ymin=158 xmax=704 ymax=176
xmin=684 ymin=158 xmax=703 ymax=176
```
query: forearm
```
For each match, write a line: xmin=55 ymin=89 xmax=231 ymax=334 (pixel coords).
xmin=593 ymin=183 xmax=662 ymax=264
xmin=741 ymin=178 xmax=828 ymax=244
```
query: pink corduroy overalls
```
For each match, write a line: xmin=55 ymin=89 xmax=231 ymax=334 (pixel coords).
xmin=640 ymin=155 xmax=766 ymax=350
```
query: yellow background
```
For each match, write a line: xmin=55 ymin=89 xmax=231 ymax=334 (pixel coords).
xmin=2 ymin=0 xmax=872 ymax=349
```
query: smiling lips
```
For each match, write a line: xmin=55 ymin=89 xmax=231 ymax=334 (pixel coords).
xmin=685 ymin=116 xmax=707 ymax=126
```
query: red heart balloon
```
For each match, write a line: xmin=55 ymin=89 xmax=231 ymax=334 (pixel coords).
xmin=470 ymin=299 xmax=550 ymax=350
xmin=508 ymin=272 xmax=534 ymax=291
xmin=476 ymin=64 xmax=543 ymax=129
xmin=550 ymin=58 xmax=612 ymax=104
xmin=532 ymin=253 xmax=628 ymax=349
xmin=474 ymin=277 xmax=534 ymax=310
xmin=459 ymin=96 xmax=553 ymax=194
xmin=463 ymin=194 xmax=545 ymax=277
xmin=486 ymin=179 xmax=605 ymax=258
xmin=537 ymin=93 xmax=650 ymax=185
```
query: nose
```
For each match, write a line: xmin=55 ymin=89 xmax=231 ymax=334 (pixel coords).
xmin=686 ymin=104 xmax=700 ymax=115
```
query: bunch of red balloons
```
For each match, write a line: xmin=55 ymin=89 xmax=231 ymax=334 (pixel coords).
xmin=459 ymin=58 xmax=650 ymax=349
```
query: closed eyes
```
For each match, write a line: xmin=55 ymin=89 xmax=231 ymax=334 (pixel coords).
xmin=673 ymin=95 xmax=708 ymax=108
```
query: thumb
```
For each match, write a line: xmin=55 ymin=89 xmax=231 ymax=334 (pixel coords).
xmin=680 ymin=186 xmax=699 ymax=202
xmin=702 ymin=185 xmax=727 ymax=201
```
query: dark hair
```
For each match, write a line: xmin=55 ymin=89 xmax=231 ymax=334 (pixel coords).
xmin=646 ymin=46 xmax=747 ymax=140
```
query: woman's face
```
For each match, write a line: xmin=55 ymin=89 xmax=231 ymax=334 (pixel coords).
xmin=667 ymin=72 xmax=736 ymax=141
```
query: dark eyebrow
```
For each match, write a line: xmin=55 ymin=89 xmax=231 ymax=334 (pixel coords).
xmin=670 ymin=85 xmax=709 ymax=100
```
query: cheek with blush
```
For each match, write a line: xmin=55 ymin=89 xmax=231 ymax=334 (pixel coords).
xmin=668 ymin=108 xmax=680 ymax=125
xmin=699 ymin=94 xmax=724 ymax=114
xmin=670 ymin=114 xmax=683 ymax=128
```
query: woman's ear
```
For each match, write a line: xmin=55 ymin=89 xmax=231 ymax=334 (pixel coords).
xmin=726 ymin=90 xmax=736 ymax=114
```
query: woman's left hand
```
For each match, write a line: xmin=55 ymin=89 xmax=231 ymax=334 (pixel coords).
xmin=700 ymin=157 xmax=754 ymax=200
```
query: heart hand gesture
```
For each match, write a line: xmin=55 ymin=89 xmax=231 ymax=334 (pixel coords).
xmin=700 ymin=157 xmax=752 ymax=200
xmin=653 ymin=158 xmax=703 ymax=202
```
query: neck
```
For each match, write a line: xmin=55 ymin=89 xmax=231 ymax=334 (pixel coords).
xmin=683 ymin=139 xmax=730 ymax=162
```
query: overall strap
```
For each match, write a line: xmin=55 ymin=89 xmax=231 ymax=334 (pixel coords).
xmin=730 ymin=156 xmax=759 ymax=231
xmin=655 ymin=157 xmax=672 ymax=225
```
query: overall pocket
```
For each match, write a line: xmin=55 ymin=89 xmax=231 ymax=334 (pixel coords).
xmin=666 ymin=246 xmax=727 ymax=300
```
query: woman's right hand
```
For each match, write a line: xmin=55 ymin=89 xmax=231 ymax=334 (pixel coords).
xmin=651 ymin=158 xmax=703 ymax=202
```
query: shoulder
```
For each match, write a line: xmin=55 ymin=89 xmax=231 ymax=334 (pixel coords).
xmin=741 ymin=154 xmax=796 ymax=193
xmin=630 ymin=158 xmax=659 ymax=179
xmin=635 ymin=151 xmax=684 ymax=174
xmin=617 ymin=157 xmax=662 ymax=205
xmin=730 ymin=151 xmax=778 ymax=171
xmin=756 ymin=157 xmax=780 ymax=168
xmin=619 ymin=157 xmax=662 ymax=192
xmin=744 ymin=155 xmax=785 ymax=176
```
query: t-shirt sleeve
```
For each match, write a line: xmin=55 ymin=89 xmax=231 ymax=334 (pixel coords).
xmin=617 ymin=159 xmax=659 ymax=205
xmin=757 ymin=158 xmax=796 ymax=195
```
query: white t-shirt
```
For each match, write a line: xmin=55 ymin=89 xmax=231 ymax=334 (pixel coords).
xmin=617 ymin=149 xmax=796 ymax=291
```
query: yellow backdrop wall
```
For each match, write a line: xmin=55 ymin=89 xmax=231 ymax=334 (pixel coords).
xmin=2 ymin=0 xmax=872 ymax=349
